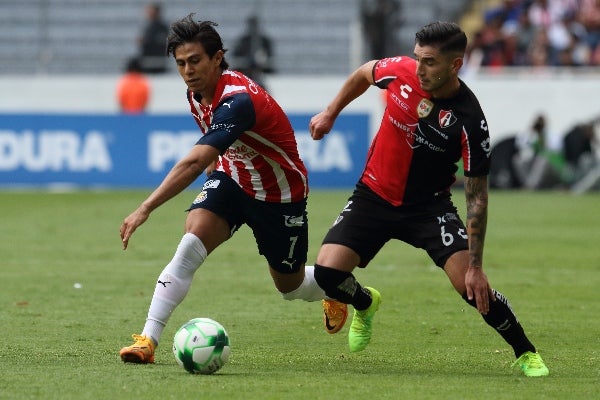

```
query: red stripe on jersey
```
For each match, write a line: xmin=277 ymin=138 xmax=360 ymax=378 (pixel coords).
xmin=461 ymin=126 xmax=471 ymax=173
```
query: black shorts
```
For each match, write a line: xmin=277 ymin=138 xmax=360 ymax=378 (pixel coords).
xmin=188 ymin=171 xmax=308 ymax=273
xmin=322 ymin=182 xmax=468 ymax=268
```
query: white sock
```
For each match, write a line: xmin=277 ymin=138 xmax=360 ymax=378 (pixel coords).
xmin=141 ymin=233 xmax=207 ymax=346
xmin=281 ymin=265 xmax=326 ymax=301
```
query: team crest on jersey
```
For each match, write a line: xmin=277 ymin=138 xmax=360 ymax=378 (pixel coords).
xmin=192 ymin=191 xmax=208 ymax=204
xmin=417 ymin=98 xmax=434 ymax=118
xmin=438 ymin=109 xmax=457 ymax=128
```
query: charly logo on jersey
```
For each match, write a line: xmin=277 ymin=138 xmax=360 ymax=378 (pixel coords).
xmin=481 ymin=137 xmax=491 ymax=157
xmin=438 ymin=110 xmax=457 ymax=128
xmin=417 ymin=98 xmax=434 ymax=118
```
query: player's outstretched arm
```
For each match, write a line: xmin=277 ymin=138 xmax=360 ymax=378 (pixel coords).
xmin=309 ymin=60 xmax=376 ymax=140
xmin=119 ymin=144 xmax=220 ymax=249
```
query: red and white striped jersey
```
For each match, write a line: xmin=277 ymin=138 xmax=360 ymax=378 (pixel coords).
xmin=187 ymin=70 xmax=308 ymax=203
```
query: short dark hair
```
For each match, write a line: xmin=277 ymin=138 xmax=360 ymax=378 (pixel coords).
xmin=415 ymin=21 xmax=467 ymax=55
xmin=166 ymin=14 xmax=229 ymax=69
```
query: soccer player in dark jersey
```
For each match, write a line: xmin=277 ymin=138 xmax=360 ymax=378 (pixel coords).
xmin=119 ymin=14 xmax=333 ymax=364
xmin=309 ymin=21 xmax=549 ymax=377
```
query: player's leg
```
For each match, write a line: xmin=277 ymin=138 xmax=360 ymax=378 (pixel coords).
xmin=313 ymin=244 xmax=381 ymax=350
xmin=313 ymin=190 xmax=388 ymax=349
xmin=248 ymin=197 xmax=325 ymax=301
xmin=120 ymin=209 xmax=230 ymax=364
xmin=120 ymin=172 xmax=239 ymax=363
xmin=444 ymin=253 xmax=548 ymax=376
xmin=418 ymin=202 xmax=548 ymax=376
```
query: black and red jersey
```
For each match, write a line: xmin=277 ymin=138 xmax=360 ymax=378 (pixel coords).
xmin=362 ymin=56 xmax=491 ymax=206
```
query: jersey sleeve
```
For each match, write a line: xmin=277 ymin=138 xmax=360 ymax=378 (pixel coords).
xmin=462 ymin=114 xmax=491 ymax=177
xmin=196 ymin=92 xmax=256 ymax=154
xmin=373 ymin=57 xmax=411 ymax=89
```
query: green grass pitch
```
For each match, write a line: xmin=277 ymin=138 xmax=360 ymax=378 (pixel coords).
xmin=1 ymin=189 xmax=598 ymax=399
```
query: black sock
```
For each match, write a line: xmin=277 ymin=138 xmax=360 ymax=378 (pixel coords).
xmin=313 ymin=264 xmax=372 ymax=310
xmin=462 ymin=289 xmax=536 ymax=357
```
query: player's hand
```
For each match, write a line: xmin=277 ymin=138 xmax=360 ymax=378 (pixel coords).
xmin=309 ymin=111 xmax=335 ymax=140
xmin=465 ymin=266 xmax=495 ymax=314
xmin=119 ymin=206 xmax=151 ymax=250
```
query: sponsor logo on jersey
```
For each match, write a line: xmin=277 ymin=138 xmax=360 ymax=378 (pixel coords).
xmin=388 ymin=115 xmax=415 ymax=134
xmin=202 ymin=179 xmax=221 ymax=190
xmin=223 ymin=142 xmax=259 ymax=161
xmin=389 ymin=92 xmax=409 ymax=111
xmin=210 ymin=122 xmax=236 ymax=133
xmin=284 ymin=214 xmax=304 ymax=227
xmin=192 ymin=191 xmax=208 ymax=204
xmin=417 ymin=98 xmax=434 ymax=118
xmin=438 ymin=110 xmax=457 ymax=128
xmin=405 ymin=125 xmax=445 ymax=152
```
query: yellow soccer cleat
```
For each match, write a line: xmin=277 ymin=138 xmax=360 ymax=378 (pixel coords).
xmin=323 ymin=299 xmax=348 ymax=334
xmin=120 ymin=334 xmax=155 ymax=364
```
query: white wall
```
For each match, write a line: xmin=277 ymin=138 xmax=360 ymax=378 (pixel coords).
xmin=1 ymin=71 xmax=598 ymax=145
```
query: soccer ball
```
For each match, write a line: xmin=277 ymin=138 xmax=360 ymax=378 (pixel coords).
xmin=172 ymin=317 xmax=231 ymax=374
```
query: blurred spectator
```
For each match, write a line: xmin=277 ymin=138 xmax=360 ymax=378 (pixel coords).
xmin=485 ymin=0 xmax=525 ymax=34
xmin=579 ymin=0 xmax=600 ymax=64
xmin=553 ymin=11 xmax=590 ymax=65
xmin=468 ymin=13 xmax=511 ymax=67
xmin=563 ymin=119 xmax=598 ymax=182
xmin=489 ymin=135 xmax=522 ymax=189
xmin=527 ymin=28 xmax=552 ymax=66
xmin=360 ymin=0 xmax=402 ymax=60
xmin=232 ymin=15 xmax=274 ymax=89
xmin=470 ymin=0 xmax=597 ymax=67
xmin=507 ymin=8 xmax=541 ymax=65
xmin=137 ymin=3 xmax=169 ymax=73
xmin=116 ymin=57 xmax=151 ymax=114
xmin=513 ymin=114 xmax=565 ymax=189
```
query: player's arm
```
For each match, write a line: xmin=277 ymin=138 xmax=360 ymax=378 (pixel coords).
xmin=120 ymin=144 xmax=220 ymax=249
xmin=465 ymin=175 xmax=488 ymax=269
xmin=120 ymin=94 xmax=254 ymax=249
xmin=464 ymin=174 xmax=494 ymax=314
xmin=309 ymin=60 xmax=377 ymax=140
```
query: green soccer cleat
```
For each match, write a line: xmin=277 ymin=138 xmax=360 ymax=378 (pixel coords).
xmin=512 ymin=351 xmax=549 ymax=377
xmin=348 ymin=287 xmax=381 ymax=352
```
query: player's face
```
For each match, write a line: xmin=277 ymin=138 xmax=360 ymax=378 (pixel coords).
xmin=413 ymin=43 xmax=462 ymax=98
xmin=174 ymin=42 xmax=224 ymax=96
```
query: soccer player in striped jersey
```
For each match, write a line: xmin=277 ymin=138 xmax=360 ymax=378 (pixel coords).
xmin=309 ymin=21 xmax=549 ymax=377
xmin=119 ymin=15 xmax=334 ymax=364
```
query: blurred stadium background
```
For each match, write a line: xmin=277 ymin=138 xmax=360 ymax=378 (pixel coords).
xmin=0 ymin=0 xmax=473 ymax=75
xmin=0 ymin=0 xmax=598 ymax=191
